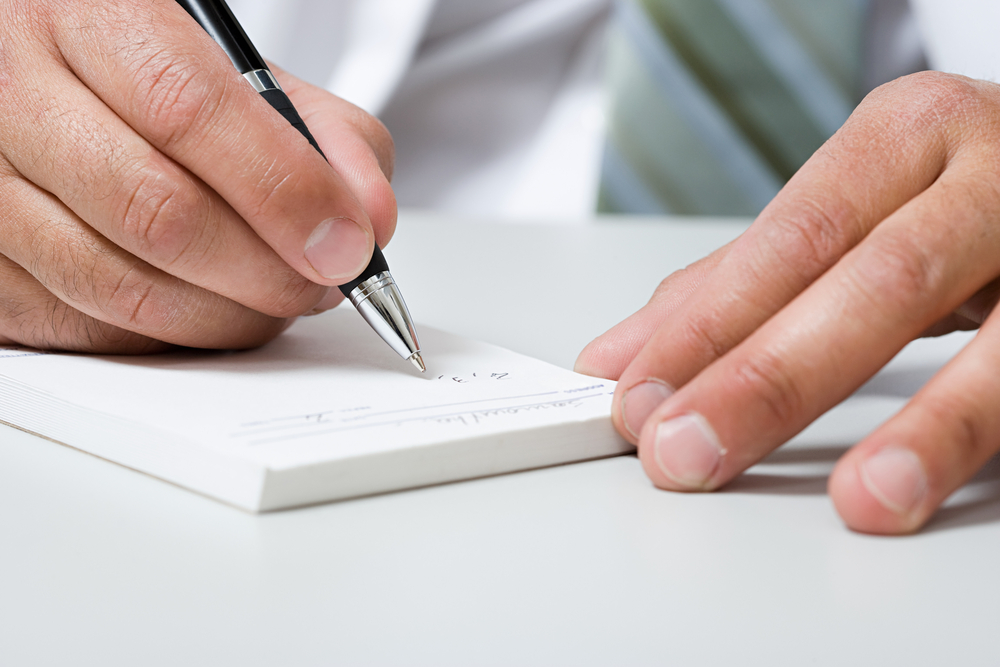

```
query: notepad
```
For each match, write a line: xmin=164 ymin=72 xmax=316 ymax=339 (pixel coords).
xmin=0 ymin=308 xmax=629 ymax=511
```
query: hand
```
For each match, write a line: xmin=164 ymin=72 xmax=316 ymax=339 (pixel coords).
xmin=0 ymin=0 xmax=395 ymax=353
xmin=576 ymin=71 xmax=1000 ymax=535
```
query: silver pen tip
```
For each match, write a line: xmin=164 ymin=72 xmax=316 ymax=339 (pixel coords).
xmin=410 ymin=352 xmax=426 ymax=373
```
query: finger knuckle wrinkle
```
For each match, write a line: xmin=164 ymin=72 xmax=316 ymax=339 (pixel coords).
xmin=684 ymin=312 xmax=733 ymax=362
xmin=854 ymin=237 xmax=942 ymax=312
xmin=100 ymin=266 xmax=171 ymax=333
xmin=733 ymin=353 xmax=805 ymax=428
xmin=119 ymin=170 xmax=206 ymax=266
xmin=769 ymin=198 xmax=857 ymax=284
xmin=134 ymin=52 xmax=222 ymax=147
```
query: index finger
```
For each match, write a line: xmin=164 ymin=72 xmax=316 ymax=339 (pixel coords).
xmin=51 ymin=0 xmax=374 ymax=285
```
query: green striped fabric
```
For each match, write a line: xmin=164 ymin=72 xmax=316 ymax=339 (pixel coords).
xmin=599 ymin=0 xmax=869 ymax=215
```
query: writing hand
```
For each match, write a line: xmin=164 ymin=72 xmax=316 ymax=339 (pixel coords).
xmin=0 ymin=1 xmax=395 ymax=353
xmin=577 ymin=72 xmax=1000 ymax=534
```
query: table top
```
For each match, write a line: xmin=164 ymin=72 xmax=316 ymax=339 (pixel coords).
xmin=2 ymin=212 xmax=996 ymax=666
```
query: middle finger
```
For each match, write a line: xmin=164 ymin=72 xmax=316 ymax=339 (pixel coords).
xmin=637 ymin=159 xmax=1000 ymax=491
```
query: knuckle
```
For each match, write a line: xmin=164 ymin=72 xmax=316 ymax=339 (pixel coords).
xmin=652 ymin=269 xmax=687 ymax=300
xmin=869 ymin=71 xmax=987 ymax=134
xmin=103 ymin=268 xmax=164 ymax=330
xmin=682 ymin=309 xmax=734 ymax=363
xmin=86 ymin=261 xmax=176 ymax=336
xmin=0 ymin=257 xmax=167 ymax=353
xmin=851 ymin=235 xmax=942 ymax=314
xmin=732 ymin=351 xmax=805 ymax=428
xmin=130 ymin=49 xmax=226 ymax=150
xmin=116 ymin=164 xmax=210 ymax=268
xmin=94 ymin=262 xmax=289 ymax=348
xmin=765 ymin=195 xmax=859 ymax=285
xmin=75 ymin=3 xmax=220 ymax=149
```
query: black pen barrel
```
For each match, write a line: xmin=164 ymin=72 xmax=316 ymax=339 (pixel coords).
xmin=175 ymin=0 xmax=267 ymax=74
xmin=173 ymin=0 xmax=421 ymax=363
xmin=177 ymin=0 xmax=388 ymax=292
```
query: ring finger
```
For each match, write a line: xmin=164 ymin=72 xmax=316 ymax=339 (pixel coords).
xmin=830 ymin=305 xmax=1000 ymax=534
xmin=0 ymin=253 xmax=166 ymax=354
xmin=634 ymin=161 xmax=1000 ymax=492
xmin=0 ymin=164 xmax=288 ymax=349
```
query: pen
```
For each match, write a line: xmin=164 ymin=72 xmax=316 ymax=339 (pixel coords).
xmin=175 ymin=0 xmax=424 ymax=372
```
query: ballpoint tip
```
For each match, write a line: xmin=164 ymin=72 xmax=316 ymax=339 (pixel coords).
xmin=410 ymin=352 xmax=426 ymax=373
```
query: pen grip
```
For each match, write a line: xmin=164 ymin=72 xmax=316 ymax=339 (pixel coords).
xmin=259 ymin=82 xmax=389 ymax=296
xmin=259 ymin=89 xmax=327 ymax=159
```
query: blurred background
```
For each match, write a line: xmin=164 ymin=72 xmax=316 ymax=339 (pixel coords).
xmin=228 ymin=0 xmax=995 ymax=222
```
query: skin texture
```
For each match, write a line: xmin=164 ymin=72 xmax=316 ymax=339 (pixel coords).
xmin=0 ymin=0 xmax=396 ymax=353
xmin=577 ymin=71 xmax=1000 ymax=536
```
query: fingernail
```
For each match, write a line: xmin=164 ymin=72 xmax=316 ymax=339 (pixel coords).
xmin=860 ymin=448 xmax=927 ymax=516
xmin=653 ymin=413 xmax=725 ymax=489
xmin=304 ymin=217 xmax=371 ymax=280
xmin=622 ymin=379 xmax=674 ymax=438
xmin=304 ymin=288 xmax=344 ymax=316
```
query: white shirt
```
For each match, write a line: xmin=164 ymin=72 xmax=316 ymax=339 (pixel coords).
xmin=228 ymin=0 xmax=1000 ymax=221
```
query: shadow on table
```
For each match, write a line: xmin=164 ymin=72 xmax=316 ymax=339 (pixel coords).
xmin=723 ymin=443 xmax=1000 ymax=533
xmin=925 ymin=455 xmax=1000 ymax=533
xmin=722 ymin=365 xmax=941 ymax=498
xmin=853 ymin=366 xmax=939 ymax=398
xmin=723 ymin=445 xmax=849 ymax=496
xmin=857 ymin=363 xmax=1000 ymax=531
xmin=718 ymin=362 xmax=1000 ymax=531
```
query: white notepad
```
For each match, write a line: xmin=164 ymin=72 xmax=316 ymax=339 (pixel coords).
xmin=0 ymin=308 xmax=629 ymax=511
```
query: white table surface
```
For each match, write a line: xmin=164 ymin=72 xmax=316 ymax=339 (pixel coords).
xmin=2 ymin=211 xmax=997 ymax=666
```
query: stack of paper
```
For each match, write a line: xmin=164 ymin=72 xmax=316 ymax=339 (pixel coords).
xmin=0 ymin=309 xmax=629 ymax=511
